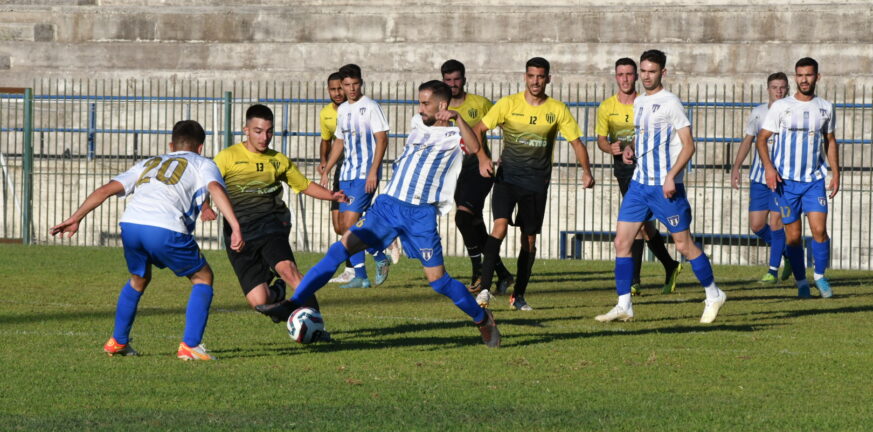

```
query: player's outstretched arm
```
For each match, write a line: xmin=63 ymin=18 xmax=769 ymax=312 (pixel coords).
xmin=730 ymin=135 xmax=755 ymax=189
xmin=663 ymin=127 xmax=695 ymax=198
xmin=366 ymin=131 xmax=389 ymax=193
xmin=596 ymin=135 xmax=622 ymax=156
xmin=472 ymin=121 xmax=494 ymax=177
xmin=50 ymin=180 xmax=124 ymax=238
xmin=321 ymin=138 xmax=345 ymax=187
xmin=302 ymin=182 xmax=348 ymax=204
xmin=199 ymin=198 xmax=217 ymax=221
xmin=207 ymin=181 xmax=244 ymax=252
xmin=436 ymin=109 xmax=480 ymax=155
xmin=569 ymin=138 xmax=595 ymax=189
xmin=824 ymin=132 xmax=840 ymax=198
xmin=755 ymin=130 xmax=780 ymax=191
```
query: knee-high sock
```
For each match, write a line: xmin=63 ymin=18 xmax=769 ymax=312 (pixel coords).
xmin=182 ymin=283 xmax=213 ymax=347
xmin=113 ymin=281 xmax=143 ymax=345
xmin=645 ymin=229 xmax=678 ymax=270
xmin=291 ymin=242 xmax=350 ymax=304
xmin=479 ymin=235 xmax=503 ymax=290
xmin=631 ymin=239 xmax=644 ymax=285
xmin=513 ymin=248 xmax=536 ymax=298
xmin=455 ymin=211 xmax=484 ymax=278
xmin=350 ymin=250 xmax=367 ymax=279
xmin=615 ymin=257 xmax=634 ymax=296
xmin=785 ymin=244 xmax=807 ymax=282
xmin=769 ymin=228 xmax=786 ymax=270
xmin=689 ymin=253 xmax=715 ymax=287
xmin=811 ymin=239 xmax=830 ymax=276
xmin=754 ymin=226 xmax=773 ymax=244
xmin=429 ymin=273 xmax=485 ymax=323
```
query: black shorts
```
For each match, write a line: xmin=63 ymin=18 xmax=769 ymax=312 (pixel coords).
xmin=330 ymin=163 xmax=342 ymax=211
xmin=226 ymin=234 xmax=296 ymax=295
xmin=491 ymin=182 xmax=548 ymax=235
xmin=454 ymin=165 xmax=495 ymax=215
xmin=617 ymin=175 xmax=633 ymax=196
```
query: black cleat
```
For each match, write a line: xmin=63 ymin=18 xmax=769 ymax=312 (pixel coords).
xmin=269 ymin=278 xmax=287 ymax=303
xmin=255 ymin=300 xmax=295 ymax=324
xmin=495 ymin=274 xmax=515 ymax=295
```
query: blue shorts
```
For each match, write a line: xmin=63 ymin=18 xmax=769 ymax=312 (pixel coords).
xmin=749 ymin=181 xmax=780 ymax=213
xmin=349 ymin=195 xmax=444 ymax=267
xmin=339 ymin=179 xmax=376 ymax=214
xmin=120 ymin=222 xmax=207 ymax=277
xmin=776 ymin=178 xmax=828 ymax=224
xmin=618 ymin=181 xmax=693 ymax=233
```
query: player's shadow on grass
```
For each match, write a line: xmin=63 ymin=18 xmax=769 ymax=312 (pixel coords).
xmin=508 ymin=323 xmax=775 ymax=348
xmin=747 ymin=304 xmax=873 ymax=320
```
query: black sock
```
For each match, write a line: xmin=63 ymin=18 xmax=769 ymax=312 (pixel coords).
xmin=345 ymin=259 xmax=353 ymax=269
xmin=513 ymin=248 xmax=536 ymax=298
xmin=495 ymin=258 xmax=512 ymax=280
xmin=480 ymin=235 xmax=503 ymax=290
xmin=302 ymin=294 xmax=319 ymax=311
xmin=646 ymin=229 xmax=678 ymax=270
xmin=456 ymin=211 xmax=486 ymax=280
xmin=631 ymin=239 xmax=644 ymax=285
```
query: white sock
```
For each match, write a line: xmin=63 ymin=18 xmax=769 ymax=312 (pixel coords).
xmin=704 ymin=283 xmax=721 ymax=300
xmin=769 ymin=266 xmax=778 ymax=272
xmin=618 ymin=293 xmax=632 ymax=310
xmin=814 ymin=273 xmax=825 ymax=281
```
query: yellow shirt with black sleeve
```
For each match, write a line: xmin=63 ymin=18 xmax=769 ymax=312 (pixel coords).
xmin=480 ymin=91 xmax=582 ymax=192
xmin=595 ymin=94 xmax=636 ymax=178
xmin=213 ymin=143 xmax=312 ymax=241
xmin=448 ymin=93 xmax=493 ymax=171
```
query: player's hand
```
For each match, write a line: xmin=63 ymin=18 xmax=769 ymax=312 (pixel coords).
xmin=581 ymin=170 xmax=595 ymax=189
xmin=317 ymin=162 xmax=327 ymax=176
xmin=319 ymin=172 xmax=330 ymax=188
xmin=622 ymin=146 xmax=635 ymax=164
xmin=730 ymin=167 xmax=741 ymax=190
xmin=610 ymin=141 xmax=622 ymax=156
xmin=200 ymin=206 xmax=217 ymax=222
xmin=333 ymin=190 xmax=349 ymax=203
xmin=765 ymin=167 xmax=781 ymax=191
xmin=50 ymin=218 xmax=80 ymax=238
xmin=365 ymin=172 xmax=378 ymax=193
xmin=435 ymin=109 xmax=457 ymax=123
xmin=229 ymin=231 xmax=244 ymax=252
xmin=828 ymin=173 xmax=840 ymax=199
xmin=663 ymin=176 xmax=676 ymax=199
xmin=479 ymin=157 xmax=494 ymax=178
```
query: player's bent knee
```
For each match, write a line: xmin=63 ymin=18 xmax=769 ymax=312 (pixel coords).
xmin=428 ymin=272 xmax=452 ymax=295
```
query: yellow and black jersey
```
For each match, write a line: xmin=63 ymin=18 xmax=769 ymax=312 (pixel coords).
xmin=213 ymin=143 xmax=311 ymax=239
xmin=319 ymin=103 xmax=338 ymax=141
xmin=449 ymin=93 xmax=493 ymax=167
xmin=596 ymin=94 xmax=637 ymax=177
xmin=480 ymin=92 xmax=581 ymax=191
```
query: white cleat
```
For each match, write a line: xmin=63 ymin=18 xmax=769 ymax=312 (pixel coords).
xmin=700 ymin=290 xmax=727 ymax=324
xmin=476 ymin=289 xmax=494 ymax=308
xmin=595 ymin=305 xmax=634 ymax=322
xmin=328 ymin=267 xmax=355 ymax=284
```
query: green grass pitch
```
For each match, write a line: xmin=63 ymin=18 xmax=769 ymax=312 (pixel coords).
xmin=1 ymin=244 xmax=871 ymax=431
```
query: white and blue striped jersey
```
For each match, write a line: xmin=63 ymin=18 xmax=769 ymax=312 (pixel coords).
xmin=383 ymin=115 xmax=465 ymax=215
xmin=744 ymin=103 xmax=776 ymax=184
xmin=113 ymin=151 xmax=224 ymax=235
xmin=632 ymin=89 xmax=691 ymax=185
xmin=762 ymin=95 xmax=835 ymax=182
xmin=336 ymin=95 xmax=390 ymax=181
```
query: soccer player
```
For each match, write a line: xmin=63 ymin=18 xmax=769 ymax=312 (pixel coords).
xmin=595 ymin=50 xmax=727 ymax=324
xmin=596 ymin=57 xmax=681 ymax=296
xmin=320 ymin=64 xmax=393 ymax=288
xmin=50 ymin=120 xmax=244 ymax=361
xmin=257 ymin=81 xmax=501 ymax=347
xmin=471 ymin=57 xmax=595 ymax=311
xmin=441 ymin=59 xmax=514 ymax=291
xmin=756 ymin=57 xmax=839 ymax=298
xmin=206 ymin=104 xmax=346 ymax=322
xmin=730 ymin=72 xmax=791 ymax=283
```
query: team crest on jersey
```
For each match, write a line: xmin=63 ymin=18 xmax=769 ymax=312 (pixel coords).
xmin=819 ymin=109 xmax=828 ymax=118
xmin=546 ymin=112 xmax=556 ymax=124
xmin=667 ymin=215 xmax=680 ymax=227
xmin=445 ymin=131 xmax=457 ymax=137
xmin=269 ymin=159 xmax=279 ymax=171
xmin=652 ymin=104 xmax=661 ymax=113
xmin=468 ymin=108 xmax=479 ymax=118
xmin=818 ymin=197 xmax=827 ymax=207
xmin=419 ymin=248 xmax=434 ymax=261
xmin=359 ymin=107 xmax=367 ymax=115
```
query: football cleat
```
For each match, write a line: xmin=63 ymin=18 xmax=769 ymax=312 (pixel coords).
xmin=255 ymin=299 xmax=296 ymax=323
xmin=780 ymin=256 xmax=793 ymax=281
xmin=700 ymin=290 xmax=727 ymax=324
xmin=103 ymin=337 xmax=139 ymax=357
xmin=662 ymin=263 xmax=682 ymax=294
xmin=328 ymin=267 xmax=355 ymax=284
xmin=476 ymin=308 xmax=500 ymax=348
xmin=467 ymin=277 xmax=482 ymax=294
xmin=495 ymin=274 xmax=515 ymax=295
xmin=177 ymin=342 xmax=215 ymax=361
xmin=630 ymin=283 xmax=642 ymax=296
xmin=339 ymin=277 xmax=371 ymax=289
xmin=758 ymin=273 xmax=777 ymax=284
xmin=509 ymin=294 xmax=533 ymax=311
xmin=374 ymin=257 xmax=391 ymax=286
xmin=269 ymin=278 xmax=287 ymax=303
xmin=476 ymin=289 xmax=493 ymax=308
xmin=797 ymin=281 xmax=812 ymax=298
xmin=815 ymin=278 xmax=833 ymax=298
xmin=595 ymin=305 xmax=634 ymax=322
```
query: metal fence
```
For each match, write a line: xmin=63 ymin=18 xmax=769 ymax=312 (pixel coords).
xmin=2 ymin=79 xmax=872 ymax=270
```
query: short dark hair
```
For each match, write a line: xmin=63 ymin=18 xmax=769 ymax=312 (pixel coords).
xmin=525 ymin=57 xmax=550 ymax=75
xmin=440 ymin=59 xmax=465 ymax=77
xmin=171 ymin=120 xmax=206 ymax=150
xmin=795 ymin=57 xmax=818 ymax=74
xmin=339 ymin=64 xmax=362 ymax=81
xmin=327 ymin=71 xmax=343 ymax=82
xmin=419 ymin=80 xmax=452 ymax=102
xmin=615 ymin=57 xmax=637 ymax=72
xmin=767 ymin=72 xmax=789 ymax=84
xmin=246 ymin=104 xmax=274 ymax=123
xmin=640 ymin=50 xmax=667 ymax=69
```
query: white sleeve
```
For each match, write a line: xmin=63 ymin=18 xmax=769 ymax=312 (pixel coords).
xmin=369 ymin=100 xmax=390 ymax=133
xmin=668 ymin=98 xmax=691 ymax=130
xmin=826 ymin=103 xmax=836 ymax=134
xmin=761 ymin=102 xmax=781 ymax=133
xmin=111 ymin=159 xmax=149 ymax=198
xmin=199 ymin=159 xmax=225 ymax=190
xmin=744 ymin=109 xmax=758 ymax=137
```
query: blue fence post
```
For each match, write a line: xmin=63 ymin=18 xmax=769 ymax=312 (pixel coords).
xmin=22 ymin=88 xmax=34 ymax=245
xmin=87 ymin=102 xmax=96 ymax=160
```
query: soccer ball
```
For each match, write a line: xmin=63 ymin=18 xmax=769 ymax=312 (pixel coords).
xmin=286 ymin=307 xmax=326 ymax=344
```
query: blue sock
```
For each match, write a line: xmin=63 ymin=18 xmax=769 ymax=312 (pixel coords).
xmin=292 ymin=242 xmax=350 ymax=304
xmin=811 ymin=239 xmax=830 ymax=275
xmin=372 ymin=250 xmax=388 ymax=262
xmin=689 ymin=254 xmax=715 ymax=287
xmin=351 ymin=251 xmax=367 ymax=279
xmin=785 ymin=244 xmax=806 ymax=281
xmin=769 ymin=228 xmax=786 ymax=271
xmin=615 ymin=257 xmax=634 ymax=296
xmin=113 ymin=281 xmax=143 ymax=345
xmin=429 ymin=273 xmax=485 ymax=323
xmin=754 ymin=226 xmax=772 ymax=244
xmin=182 ymin=283 xmax=213 ymax=347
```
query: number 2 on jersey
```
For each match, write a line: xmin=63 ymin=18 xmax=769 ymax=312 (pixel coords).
xmin=135 ymin=157 xmax=189 ymax=186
